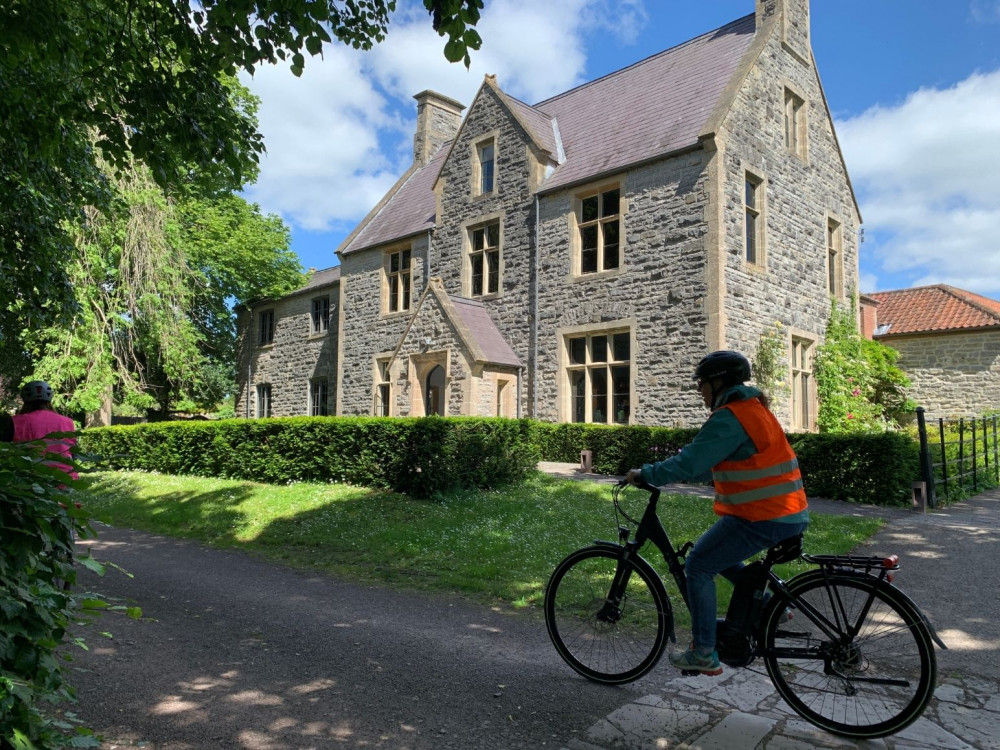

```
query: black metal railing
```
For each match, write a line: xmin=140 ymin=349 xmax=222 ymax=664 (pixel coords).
xmin=916 ymin=407 xmax=1000 ymax=507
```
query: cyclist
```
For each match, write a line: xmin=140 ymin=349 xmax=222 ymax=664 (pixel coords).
xmin=626 ymin=350 xmax=809 ymax=675
xmin=0 ymin=380 xmax=79 ymax=481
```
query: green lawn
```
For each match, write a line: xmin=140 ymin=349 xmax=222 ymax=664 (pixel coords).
xmin=81 ymin=470 xmax=883 ymax=622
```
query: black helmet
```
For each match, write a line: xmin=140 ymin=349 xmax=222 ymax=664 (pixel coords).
xmin=693 ymin=351 xmax=751 ymax=385
xmin=20 ymin=380 xmax=54 ymax=403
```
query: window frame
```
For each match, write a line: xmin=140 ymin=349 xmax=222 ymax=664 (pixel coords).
xmin=783 ymin=86 xmax=807 ymax=160
xmin=384 ymin=246 xmax=413 ymax=315
xmin=790 ymin=336 xmax=814 ymax=431
xmin=744 ymin=171 xmax=766 ymax=267
xmin=563 ymin=327 xmax=632 ymax=425
xmin=258 ymin=309 xmax=275 ymax=346
xmin=311 ymin=296 xmax=330 ymax=335
xmin=255 ymin=383 xmax=272 ymax=418
xmin=309 ymin=379 xmax=329 ymax=416
xmin=574 ymin=183 xmax=623 ymax=277
xmin=374 ymin=357 xmax=392 ymax=417
xmin=467 ymin=219 xmax=502 ymax=298
xmin=474 ymin=137 xmax=496 ymax=197
xmin=826 ymin=216 xmax=844 ymax=298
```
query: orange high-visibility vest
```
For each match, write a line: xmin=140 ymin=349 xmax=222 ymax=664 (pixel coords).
xmin=711 ymin=397 xmax=807 ymax=521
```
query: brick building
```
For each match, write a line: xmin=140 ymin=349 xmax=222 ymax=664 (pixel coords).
xmin=236 ymin=0 xmax=860 ymax=431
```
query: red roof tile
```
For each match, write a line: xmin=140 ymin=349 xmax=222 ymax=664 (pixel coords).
xmin=868 ymin=285 xmax=1000 ymax=336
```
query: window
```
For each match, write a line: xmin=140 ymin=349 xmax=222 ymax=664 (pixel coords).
xmin=470 ymin=221 xmax=500 ymax=297
xmin=566 ymin=330 xmax=631 ymax=424
xmin=744 ymin=173 xmax=763 ymax=265
xmin=258 ymin=309 xmax=275 ymax=346
xmin=310 ymin=379 xmax=329 ymax=416
xmin=791 ymin=337 xmax=813 ymax=430
xmin=784 ymin=88 xmax=806 ymax=159
xmin=476 ymin=139 xmax=495 ymax=195
xmin=311 ymin=296 xmax=330 ymax=334
xmin=386 ymin=248 xmax=412 ymax=314
xmin=578 ymin=186 xmax=621 ymax=275
xmin=827 ymin=218 xmax=843 ymax=297
xmin=255 ymin=384 xmax=272 ymax=418
xmin=374 ymin=359 xmax=391 ymax=417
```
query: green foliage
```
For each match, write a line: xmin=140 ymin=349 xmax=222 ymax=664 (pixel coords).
xmin=81 ymin=416 xmax=540 ymax=499
xmin=923 ymin=415 xmax=1000 ymax=503
xmin=0 ymin=442 xmax=108 ymax=749
xmin=22 ymin=155 xmax=303 ymax=419
xmin=1 ymin=0 xmax=482 ymax=393
xmin=532 ymin=422 xmax=700 ymax=475
xmin=814 ymin=298 xmax=916 ymax=433
xmin=788 ymin=432 xmax=920 ymax=505
xmin=752 ymin=321 xmax=791 ymax=402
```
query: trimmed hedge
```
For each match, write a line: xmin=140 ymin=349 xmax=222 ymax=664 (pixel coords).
xmin=80 ymin=416 xmax=539 ymax=499
xmin=81 ymin=416 xmax=920 ymax=506
xmin=788 ymin=432 xmax=919 ymax=506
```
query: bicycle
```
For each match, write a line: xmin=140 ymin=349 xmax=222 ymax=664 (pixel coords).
xmin=544 ymin=481 xmax=947 ymax=739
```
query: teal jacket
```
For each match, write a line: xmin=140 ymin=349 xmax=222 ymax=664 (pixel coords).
xmin=639 ymin=384 xmax=809 ymax=524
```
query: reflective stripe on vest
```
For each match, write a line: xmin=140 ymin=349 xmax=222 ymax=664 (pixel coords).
xmin=711 ymin=398 xmax=807 ymax=521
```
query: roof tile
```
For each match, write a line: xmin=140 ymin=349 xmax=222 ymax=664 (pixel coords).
xmin=869 ymin=285 xmax=1000 ymax=335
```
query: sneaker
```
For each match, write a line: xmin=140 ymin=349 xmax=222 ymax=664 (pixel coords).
xmin=778 ymin=607 xmax=794 ymax=624
xmin=669 ymin=647 xmax=723 ymax=675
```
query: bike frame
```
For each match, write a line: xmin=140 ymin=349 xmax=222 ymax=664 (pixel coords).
xmin=610 ymin=482 xmax=946 ymax=676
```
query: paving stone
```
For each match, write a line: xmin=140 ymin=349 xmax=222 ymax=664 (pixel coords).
xmin=932 ymin=703 xmax=1000 ymax=749
xmin=893 ymin=714 xmax=975 ymax=749
xmin=585 ymin=702 xmax=710 ymax=749
xmin=683 ymin=712 xmax=775 ymax=749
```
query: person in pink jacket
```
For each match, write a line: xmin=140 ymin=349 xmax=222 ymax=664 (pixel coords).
xmin=1 ymin=380 xmax=78 ymax=481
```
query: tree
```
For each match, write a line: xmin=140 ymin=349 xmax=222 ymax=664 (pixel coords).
xmin=1 ymin=0 xmax=485 ymax=382
xmin=24 ymin=157 xmax=302 ymax=420
xmin=814 ymin=297 xmax=916 ymax=433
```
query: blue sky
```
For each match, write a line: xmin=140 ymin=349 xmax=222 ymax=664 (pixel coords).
xmin=241 ymin=0 xmax=1000 ymax=299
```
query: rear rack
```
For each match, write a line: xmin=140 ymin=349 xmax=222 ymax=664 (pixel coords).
xmin=803 ymin=553 xmax=899 ymax=573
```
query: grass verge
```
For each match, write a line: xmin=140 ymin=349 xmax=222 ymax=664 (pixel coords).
xmin=81 ymin=470 xmax=883 ymax=625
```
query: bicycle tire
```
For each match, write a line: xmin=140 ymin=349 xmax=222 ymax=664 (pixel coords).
xmin=761 ymin=570 xmax=936 ymax=739
xmin=544 ymin=545 xmax=670 ymax=685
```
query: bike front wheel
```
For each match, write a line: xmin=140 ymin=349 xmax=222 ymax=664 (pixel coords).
xmin=545 ymin=545 xmax=670 ymax=685
xmin=761 ymin=570 xmax=936 ymax=739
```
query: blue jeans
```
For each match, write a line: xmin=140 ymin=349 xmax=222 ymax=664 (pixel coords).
xmin=685 ymin=515 xmax=809 ymax=651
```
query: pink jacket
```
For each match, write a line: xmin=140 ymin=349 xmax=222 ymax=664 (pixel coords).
xmin=13 ymin=410 xmax=78 ymax=480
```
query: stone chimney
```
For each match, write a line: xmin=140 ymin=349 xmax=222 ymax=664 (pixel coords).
xmin=412 ymin=90 xmax=464 ymax=166
xmin=756 ymin=0 xmax=810 ymax=60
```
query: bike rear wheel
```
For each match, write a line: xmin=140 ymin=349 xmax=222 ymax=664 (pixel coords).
xmin=761 ymin=571 xmax=936 ymax=739
xmin=545 ymin=545 xmax=670 ymax=684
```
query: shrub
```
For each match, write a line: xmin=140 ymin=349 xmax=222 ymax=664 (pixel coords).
xmin=81 ymin=417 xmax=540 ymax=499
xmin=1 ymin=442 xmax=109 ymax=749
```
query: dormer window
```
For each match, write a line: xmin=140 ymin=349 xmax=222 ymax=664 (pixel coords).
xmin=476 ymin=139 xmax=495 ymax=195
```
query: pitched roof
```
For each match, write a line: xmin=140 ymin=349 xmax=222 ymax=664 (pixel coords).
xmin=339 ymin=13 xmax=757 ymax=256
xmin=339 ymin=147 xmax=447 ymax=255
xmin=533 ymin=14 xmax=756 ymax=192
xmin=449 ymin=296 xmax=522 ymax=368
xmin=298 ymin=265 xmax=341 ymax=292
xmin=868 ymin=285 xmax=1000 ymax=336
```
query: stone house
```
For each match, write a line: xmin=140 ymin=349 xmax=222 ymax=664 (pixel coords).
xmin=867 ymin=285 xmax=1000 ymax=417
xmin=236 ymin=0 xmax=860 ymax=431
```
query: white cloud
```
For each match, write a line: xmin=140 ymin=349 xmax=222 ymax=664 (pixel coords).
xmin=837 ymin=69 xmax=1000 ymax=296
xmin=242 ymin=0 xmax=635 ymax=238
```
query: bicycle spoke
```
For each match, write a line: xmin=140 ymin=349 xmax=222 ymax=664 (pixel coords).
xmin=763 ymin=572 xmax=935 ymax=739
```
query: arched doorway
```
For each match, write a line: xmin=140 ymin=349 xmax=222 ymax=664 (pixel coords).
xmin=425 ymin=365 xmax=445 ymax=416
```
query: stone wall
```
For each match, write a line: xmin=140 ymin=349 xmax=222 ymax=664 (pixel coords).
xmin=235 ymin=282 xmax=340 ymax=418
xmin=881 ymin=330 xmax=1000 ymax=418
xmin=534 ymin=152 xmax=713 ymax=427
xmin=337 ymin=234 xmax=429 ymax=415
xmin=717 ymin=14 xmax=860 ymax=424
